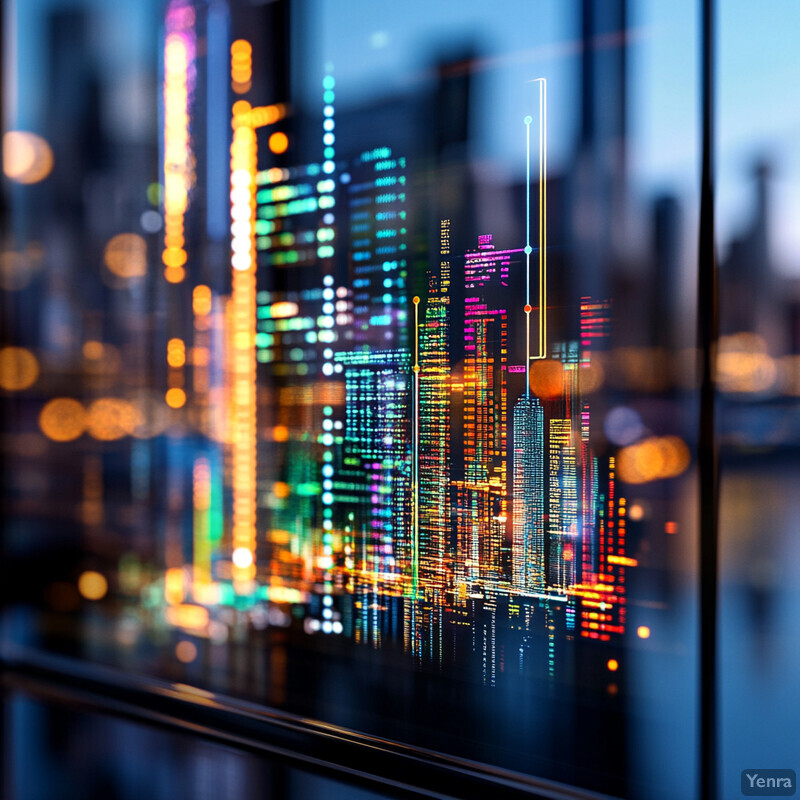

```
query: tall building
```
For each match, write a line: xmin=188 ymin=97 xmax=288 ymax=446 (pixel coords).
xmin=454 ymin=234 xmax=517 ymax=593
xmin=347 ymin=147 xmax=409 ymax=350
xmin=417 ymin=218 xmax=452 ymax=593
xmin=571 ymin=455 xmax=629 ymax=640
xmin=547 ymin=342 xmax=580 ymax=592
xmin=512 ymin=395 xmax=545 ymax=593
xmin=334 ymin=348 xmax=412 ymax=585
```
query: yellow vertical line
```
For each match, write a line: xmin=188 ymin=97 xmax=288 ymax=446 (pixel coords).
xmin=528 ymin=78 xmax=547 ymax=362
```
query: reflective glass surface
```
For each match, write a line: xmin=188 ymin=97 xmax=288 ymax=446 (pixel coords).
xmin=2 ymin=2 xmax=797 ymax=798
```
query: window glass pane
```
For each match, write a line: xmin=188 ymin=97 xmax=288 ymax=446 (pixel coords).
xmin=2 ymin=1 xmax=702 ymax=796
xmin=717 ymin=2 xmax=800 ymax=798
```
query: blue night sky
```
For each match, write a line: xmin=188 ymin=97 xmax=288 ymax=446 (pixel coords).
xmin=7 ymin=0 xmax=800 ymax=272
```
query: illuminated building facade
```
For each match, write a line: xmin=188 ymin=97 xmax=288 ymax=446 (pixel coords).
xmin=122 ymin=6 xmax=646 ymax=678
xmin=512 ymin=395 xmax=545 ymax=593
xmin=547 ymin=342 xmax=580 ymax=592
xmin=347 ymin=147 xmax=409 ymax=349
xmin=334 ymin=349 xmax=412 ymax=584
xmin=417 ymin=218 xmax=452 ymax=594
xmin=455 ymin=235 xmax=517 ymax=594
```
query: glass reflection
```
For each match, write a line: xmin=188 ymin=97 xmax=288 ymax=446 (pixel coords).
xmin=4 ymin=1 xmax=793 ymax=798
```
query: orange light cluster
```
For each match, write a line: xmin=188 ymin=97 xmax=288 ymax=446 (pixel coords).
xmin=606 ymin=554 xmax=638 ymax=567
xmin=86 ymin=397 xmax=140 ymax=440
xmin=193 ymin=285 xmax=212 ymax=397
xmin=232 ymin=102 xmax=286 ymax=131
xmin=166 ymin=603 xmax=209 ymax=630
xmin=165 ymin=333 xmax=187 ymax=408
xmin=163 ymin=26 xmax=195 ymax=284
xmin=617 ymin=435 xmax=690 ymax=484
xmin=228 ymin=60 xmax=258 ymax=589
xmin=165 ymin=566 xmax=185 ymax=605
xmin=192 ymin=284 xmax=212 ymax=316
xmin=167 ymin=337 xmax=186 ymax=368
xmin=231 ymin=39 xmax=252 ymax=94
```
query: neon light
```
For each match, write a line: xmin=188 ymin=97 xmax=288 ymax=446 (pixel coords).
xmin=228 ymin=54 xmax=257 ymax=592
xmin=162 ymin=1 xmax=196 ymax=284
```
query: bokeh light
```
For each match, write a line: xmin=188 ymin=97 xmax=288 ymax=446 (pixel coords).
xmin=128 ymin=392 xmax=170 ymax=439
xmin=82 ymin=341 xmax=122 ymax=376
xmin=147 ymin=182 xmax=163 ymax=205
xmin=167 ymin=338 xmax=186 ymax=367
xmin=232 ymin=547 xmax=254 ymax=569
xmin=717 ymin=332 xmax=777 ymax=394
xmin=272 ymin=425 xmax=289 ymax=442
xmin=268 ymin=131 xmax=289 ymax=154
xmin=166 ymin=387 xmax=187 ymax=408
xmin=617 ymin=435 xmax=690 ymax=484
xmin=628 ymin=503 xmax=645 ymax=521
xmin=0 ymin=346 xmax=39 ymax=391
xmin=166 ymin=604 xmax=209 ymax=630
xmin=3 ymin=131 xmax=54 ymax=184
xmin=270 ymin=301 xmax=299 ymax=318
xmin=78 ymin=570 xmax=108 ymax=601
xmin=175 ymin=640 xmax=197 ymax=663
xmin=39 ymin=398 xmax=86 ymax=442
xmin=231 ymin=39 xmax=252 ymax=93
xmin=86 ymin=398 xmax=140 ymax=440
xmin=529 ymin=359 xmax=564 ymax=399
xmin=193 ymin=284 xmax=212 ymax=315
xmin=104 ymin=233 xmax=148 ymax=279
xmin=164 ymin=265 xmax=186 ymax=283
xmin=604 ymin=406 xmax=644 ymax=446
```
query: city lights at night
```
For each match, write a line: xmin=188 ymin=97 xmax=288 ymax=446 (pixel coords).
xmin=3 ymin=2 xmax=800 ymax=799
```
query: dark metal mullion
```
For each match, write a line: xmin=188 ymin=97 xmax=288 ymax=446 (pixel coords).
xmin=697 ymin=0 xmax=719 ymax=799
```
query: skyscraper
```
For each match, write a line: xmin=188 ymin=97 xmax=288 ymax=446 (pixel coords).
xmin=418 ymin=218 xmax=452 ymax=594
xmin=512 ymin=395 xmax=545 ymax=593
xmin=547 ymin=342 xmax=580 ymax=592
xmin=454 ymin=234 xmax=517 ymax=593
